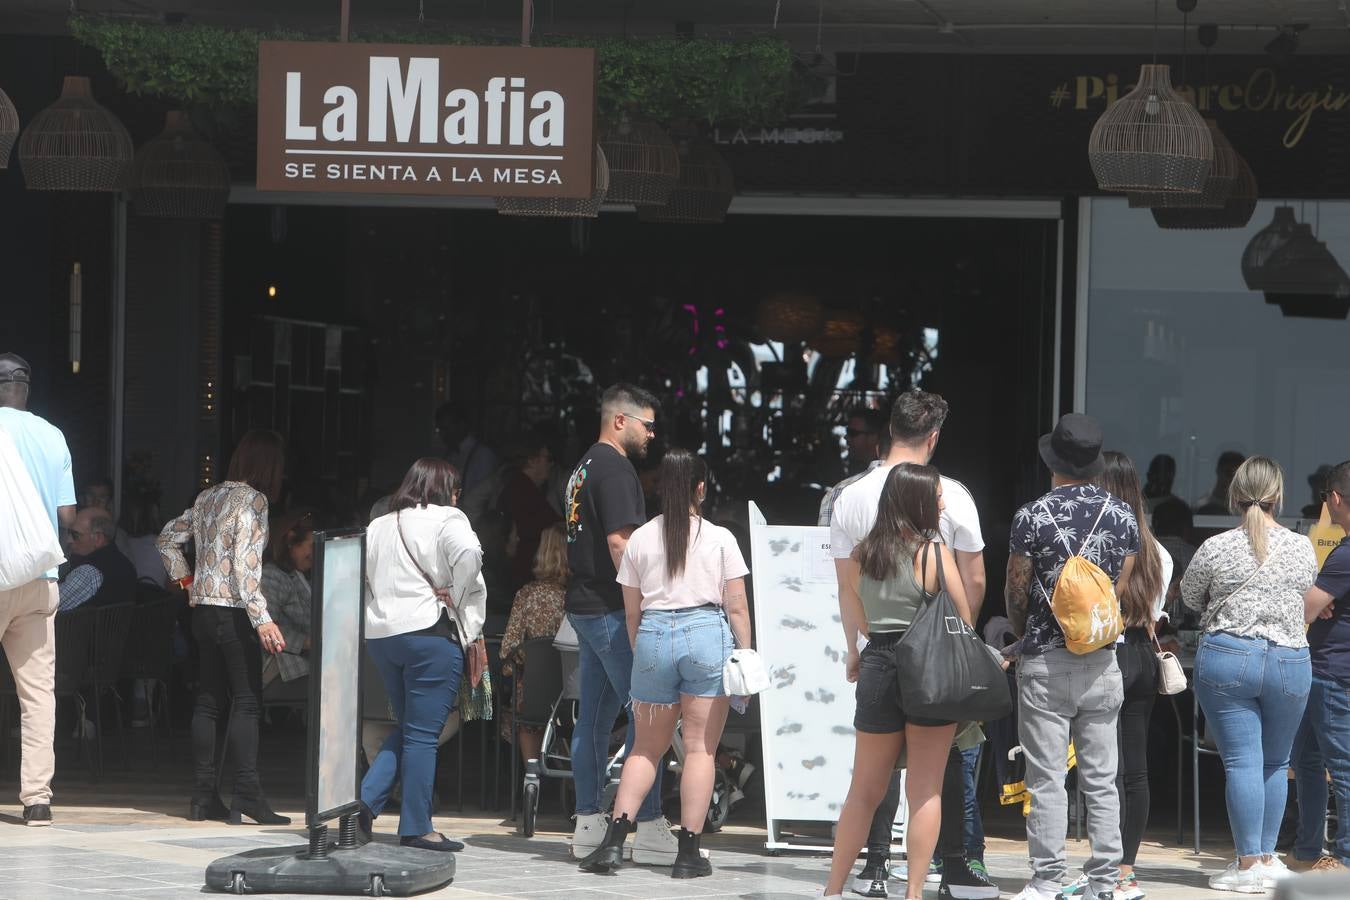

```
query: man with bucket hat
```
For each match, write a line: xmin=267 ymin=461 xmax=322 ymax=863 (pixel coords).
xmin=1004 ymin=414 xmax=1140 ymax=900
xmin=0 ymin=352 xmax=76 ymax=827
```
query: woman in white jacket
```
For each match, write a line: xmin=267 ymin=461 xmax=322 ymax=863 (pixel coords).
xmin=358 ymin=458 xmax=486 ymax=851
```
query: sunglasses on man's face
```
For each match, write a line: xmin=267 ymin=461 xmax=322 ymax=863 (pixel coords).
xmin=622 ymin=412 xmax=656 ymax=434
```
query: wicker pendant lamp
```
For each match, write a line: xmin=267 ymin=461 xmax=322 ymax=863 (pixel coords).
xmin=130 ymin=112 xmax=231 ymax=219
xmin=636 ymin=141 xmax=734 ymax=225
xmin=1151 ymin=151 xmax=1256 ymax=230
xmin=1242 ymin=207 xmax=1300 ymax=289
xmin=1088 ymin=64 xmax=1212 ymax=193
xmin=18 ymin=76 xmax=133 ymax=192
xmin=1129 ymin=119 xmax=1238 ymax=209
xmin=1258 ymin=224 xmax=1350 ymax=296
xmin=0 ymin=87 xmax=18 ymax=169
xmin=496 ymin=144 xmax=609 ymax=218
xmin=599 ymin=119 xmax=680 ymax=206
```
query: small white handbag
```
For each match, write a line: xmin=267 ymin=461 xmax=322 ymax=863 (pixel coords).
xmin=723 ymin=648 xmax=771 ymax=696
xmin=1154 ymin=637 xmax=1188 ymax=696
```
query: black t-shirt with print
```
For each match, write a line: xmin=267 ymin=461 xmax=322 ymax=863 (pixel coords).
xmin=563 ymin=442 xmax=646 ymax=615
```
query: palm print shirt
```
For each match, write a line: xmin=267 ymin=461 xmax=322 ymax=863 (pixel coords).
xmin=157 ymin=482 xmax=272 ymax=628
xmin=1010 ymin=484 xmax=1140 ymax=655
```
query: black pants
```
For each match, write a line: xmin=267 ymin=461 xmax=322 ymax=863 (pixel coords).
xmin=1117 ymin=629 xmax=1157 ymax=866
xmin=191 ymin=605 xmax=264 ymax=803
xmin=867 ymin=745 xmax=965 ymax=861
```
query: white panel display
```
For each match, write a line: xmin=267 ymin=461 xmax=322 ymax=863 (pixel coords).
xmin=749 ymin=502 xmax=905 ymax=851
xmin=315 ymin=534 xmax=363 ymax=819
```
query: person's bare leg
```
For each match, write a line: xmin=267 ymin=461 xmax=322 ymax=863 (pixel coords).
xmin=676 ymin=693 xmax=731 ymax=832
xmin=824 ymin=731 xmax=906 ymax=896
xmin=899 ymin=722 xmax=958 ymax=900
xmin=611 ymin=702 xmax=681 ymax=821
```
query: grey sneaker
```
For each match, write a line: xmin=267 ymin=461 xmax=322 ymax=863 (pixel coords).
xmin=23 ymin=804 xmax=52 ymax=827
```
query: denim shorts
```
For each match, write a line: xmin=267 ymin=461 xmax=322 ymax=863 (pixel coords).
xmin=630 ymin=606 xmax=733 ymax=705
xmin=854 ymin=631 xmax=954 ymax=734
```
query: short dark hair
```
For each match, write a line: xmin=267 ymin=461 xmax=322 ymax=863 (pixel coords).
xmin=889 ymin=390 xmax=949 ymax=445
xmin=227 ymin=430 xmax=286 ymax=502
xmin=269 ymin=510 xmax=315 ymax=570
xmin=1328 ymin=460 xmax=1350 ymax=498
xmin=391 ymin=457 xmax=462 ymax=511
xmin=502 ymin=430 xmax=552 ymax=468
xmin=600 ymin=383 xmax=659 ymax=418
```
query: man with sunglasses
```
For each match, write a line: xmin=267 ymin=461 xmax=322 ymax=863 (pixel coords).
xmin=563 ymin=383 xmax=678 ymax=865
xmin=1296 ymin=461 xmax=1350 ymax=872
xmin=57 ymin=507 xmax=136 ymax=613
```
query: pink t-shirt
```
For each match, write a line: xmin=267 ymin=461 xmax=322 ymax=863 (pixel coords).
xmin=617 ymin=515 xmax=750 ymax=611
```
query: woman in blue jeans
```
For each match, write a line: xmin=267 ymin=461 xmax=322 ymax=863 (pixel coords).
xmin=359 ymin=458 xmax=487 ymax=851
xmin=578 ymin=449 xmax=752 ymax=879
xmin=1181 ymin=456 xmax=1318 ymax=893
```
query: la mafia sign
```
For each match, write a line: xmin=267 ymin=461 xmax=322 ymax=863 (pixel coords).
xmin=256 ymin=41 xmax=596 ymax=197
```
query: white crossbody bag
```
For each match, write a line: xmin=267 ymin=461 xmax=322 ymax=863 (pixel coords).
xmin=716 ymin=545 xmax=770 ymax=696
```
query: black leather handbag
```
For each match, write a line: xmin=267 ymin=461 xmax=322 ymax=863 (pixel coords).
xmin=894 ymin=543 xmax=1013 ymax=723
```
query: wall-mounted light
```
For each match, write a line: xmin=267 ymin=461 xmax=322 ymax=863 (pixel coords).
xmin=267 ymin=285 xmax=278 ymax=299
xmin=69 ymin=262 xmax=82 ymax=374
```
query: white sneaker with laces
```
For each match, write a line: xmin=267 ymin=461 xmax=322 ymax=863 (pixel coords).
xmin=1259 ymin=856 xmax=1292 ymax=889
xmin=1010 ymin=880 xmax=1063 ymax=900
xmin=570 ymin=813 xmax=608 ymax=858
xmin=632 ymin=816 xmax=681 ymax=865
xmin=1208 ymin=861 xmax=1267 ymax=894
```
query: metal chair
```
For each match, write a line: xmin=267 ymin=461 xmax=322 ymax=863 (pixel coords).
xmin=118 ymin=593 xmax=179 ymax=765
xmin=510 ymin=637 xmax=567 ymax=837
xmin=53 ymin=607 xmax=98 ymax=777
xmin=83 ymin=603 xmax=136 ymax=772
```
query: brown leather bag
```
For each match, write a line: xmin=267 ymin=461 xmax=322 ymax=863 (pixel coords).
xmin=396 ymin=510 xmax=488 ymax=688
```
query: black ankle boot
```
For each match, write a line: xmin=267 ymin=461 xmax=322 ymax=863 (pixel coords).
xmin=578 ymin=814 xmax=634 ymax=873
xmin=671 ymin=828 xmax=712 ymax=879
xmin=188 ymin=794 xmax=229 ymax=822
xmin=229 ymin=796 xmax=291 ymax=826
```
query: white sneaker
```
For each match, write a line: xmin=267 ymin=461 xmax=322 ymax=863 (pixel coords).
xmin=1010 ymin=881 xmax=1063 ymax=900
xmin=893 ymin=861 xmax=942 ymax=884
xmin=1208 ymin=861 xmax=1267 ymax=894
xmin=570 ymin=813 xmax=608 ymax=858
xmin=1258 ymin=856 xmax=1293 ymax=889
xmin=632 ymin=816 xmax=680 ymax=866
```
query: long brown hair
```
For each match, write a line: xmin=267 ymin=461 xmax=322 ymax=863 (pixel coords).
xmin=227 ymin=429 xmax=285 ymax=502
xmin=659 ymin=448 xmax=708 ymax=579
xmin=1096 ymin=451 xmax=1163 ymax=628
xmin=391 ymin=458 xmax=462 ymax=511
xmin=855 ymin=463 xmax=941 ymax=581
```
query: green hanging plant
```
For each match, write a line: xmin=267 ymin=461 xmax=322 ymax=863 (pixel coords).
xmin=68 ymin=17 xmax=797 ymax=128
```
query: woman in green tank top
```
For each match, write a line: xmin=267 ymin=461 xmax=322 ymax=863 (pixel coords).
xmin=824 ymin=463 xmax=974 ymax=900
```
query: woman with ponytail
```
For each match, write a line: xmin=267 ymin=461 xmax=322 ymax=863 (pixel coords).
xmin=578 ymin=449 xmax=752 ymax=880
xmin=1182 ymin=456 xmax=1319 ymax=893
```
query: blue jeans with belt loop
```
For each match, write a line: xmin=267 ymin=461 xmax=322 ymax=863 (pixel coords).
xmin=1194 ymin=631 xmax=1312 ymax=858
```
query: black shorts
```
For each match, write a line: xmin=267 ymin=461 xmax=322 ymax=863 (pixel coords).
xmin=853 ymin=631 xmax=955 ymax=734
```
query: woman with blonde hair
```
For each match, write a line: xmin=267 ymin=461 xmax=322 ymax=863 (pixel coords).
xmin=500 ymin=523 xmax=569 ymax=764
xmin=1182 ymin=455 xmax=1318 ymax=893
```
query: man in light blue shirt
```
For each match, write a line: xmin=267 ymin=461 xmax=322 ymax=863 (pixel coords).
xmin=0 ymin=352 xmax=75 ymax=827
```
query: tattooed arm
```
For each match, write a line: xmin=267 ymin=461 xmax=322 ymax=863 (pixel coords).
xmin=1005 ymin=554 xmax=1034 ymax=637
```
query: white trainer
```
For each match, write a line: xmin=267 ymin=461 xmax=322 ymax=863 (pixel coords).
xmin=1258 ymin=856 xmax=1293 ymax=889
xmin=570 ymin=812 xmax=608 ymax=859
xmin=632 ymin=816 xmax=681 ymax=866
xmin=1208 ymin=861 xmax=1268 ymax=894
xmin=1010 ymin=880 xmax=1063 ymax=900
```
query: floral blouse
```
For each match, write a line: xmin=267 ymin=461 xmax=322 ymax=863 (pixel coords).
xmin=157 ymin=482 xmax=271 ymax=628
xmin=1181 ymin=526 xmax=1318 ymax=648
xmin=500 ymin=580 xmax=566 ymax=675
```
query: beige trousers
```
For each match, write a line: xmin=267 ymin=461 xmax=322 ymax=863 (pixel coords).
xmin=0 ymin=579 xmax=57 ymax=806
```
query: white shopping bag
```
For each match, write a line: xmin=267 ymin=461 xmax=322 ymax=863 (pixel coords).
xmin=0 ymin=428 xmax=65 ymax=590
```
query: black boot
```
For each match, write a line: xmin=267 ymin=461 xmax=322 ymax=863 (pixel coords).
xmin=671 ymin=828 xmax=712 ymax=879
xmin=229 ymin=795 xmax=291 ymax=826
xmin=578 ymin=814 xmax=634 ymax=873
xmin=188 ymin=794 xmax=229 ymax=822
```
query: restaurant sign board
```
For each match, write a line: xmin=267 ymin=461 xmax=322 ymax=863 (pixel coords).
xmin=256 ymin=41 xmax=596 ymax=198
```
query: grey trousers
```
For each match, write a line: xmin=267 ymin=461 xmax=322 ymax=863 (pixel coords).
xmin=1017 ymin=646 xmax=1124 ymax=895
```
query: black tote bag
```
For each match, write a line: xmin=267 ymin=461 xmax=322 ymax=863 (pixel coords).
xmin=894 ymin=543 xmax=1013 ymax=723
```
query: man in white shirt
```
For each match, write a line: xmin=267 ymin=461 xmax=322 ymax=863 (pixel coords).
xmin=826 ymin=390 xmax=995 ymax=900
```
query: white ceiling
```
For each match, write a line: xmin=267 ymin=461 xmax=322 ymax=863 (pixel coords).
xmin=1 ymin=0 xmax=1347 ymax=53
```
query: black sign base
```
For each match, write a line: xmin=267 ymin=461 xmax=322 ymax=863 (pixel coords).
xmin=204 ymin=841 xmax=456 ymax=896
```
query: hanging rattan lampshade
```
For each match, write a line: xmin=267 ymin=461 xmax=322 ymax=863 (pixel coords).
xmin=1152 ymin=152 xmax=1257 ymax=230
xmin=496 ymin=144 xmax=609 ymax=218
xmin=599 ymin=119 xmax=680 ymax=206
xmin=810 ymin=310 xmax=865 ymax=358
xmin=756 ymin=293 xmax=824 ymax=343
xmin=1129 ymin=119 xmax=1238 ymax=209
xmin=129 ymin=112 xmax=231 ymax=219
xmin=636 ymin=141 xmax=734 ymax=225
xmin=1257 ymin=224 xmax=1350 ymax=296
xmin=18 ymin=76 xmax=133 ymax=192
xmin=1088 ymin=64 xmax=1213 ymax=194
xmin=0 ymin=87 xmax=18 ymax=169
xmin=1242 ymin=207 xmax=1300 ymax=290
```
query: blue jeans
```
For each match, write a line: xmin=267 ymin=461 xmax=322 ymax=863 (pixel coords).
xmin=360 ymin=631 xmax=464 ymax=836
xmin=962 ymin=744 xmax=986 ymax=859
xmin=568 ymin=610 xmax=663 ymax=821
xmin=1292 ymin=705 xmax=1326 ymax=862
xmin=1295 ymin=676 xmax=1350 ymax=865
xmin=1194 ymin=631 xmax=1311 ymax=858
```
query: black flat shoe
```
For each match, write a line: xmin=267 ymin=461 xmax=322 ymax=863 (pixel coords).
xmin=357 ymin=802 xmax=374 ymax=842
xmin=399 ymin=833 xmax=464 ymax=852
xmin=188 ymin=796 xmax=229 ymax=822
xmin=229 ymin=800 xmax=291 ymax=826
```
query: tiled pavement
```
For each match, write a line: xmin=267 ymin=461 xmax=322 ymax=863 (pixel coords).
xmin=0 ymin=806 xmax=1277 ymax=899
